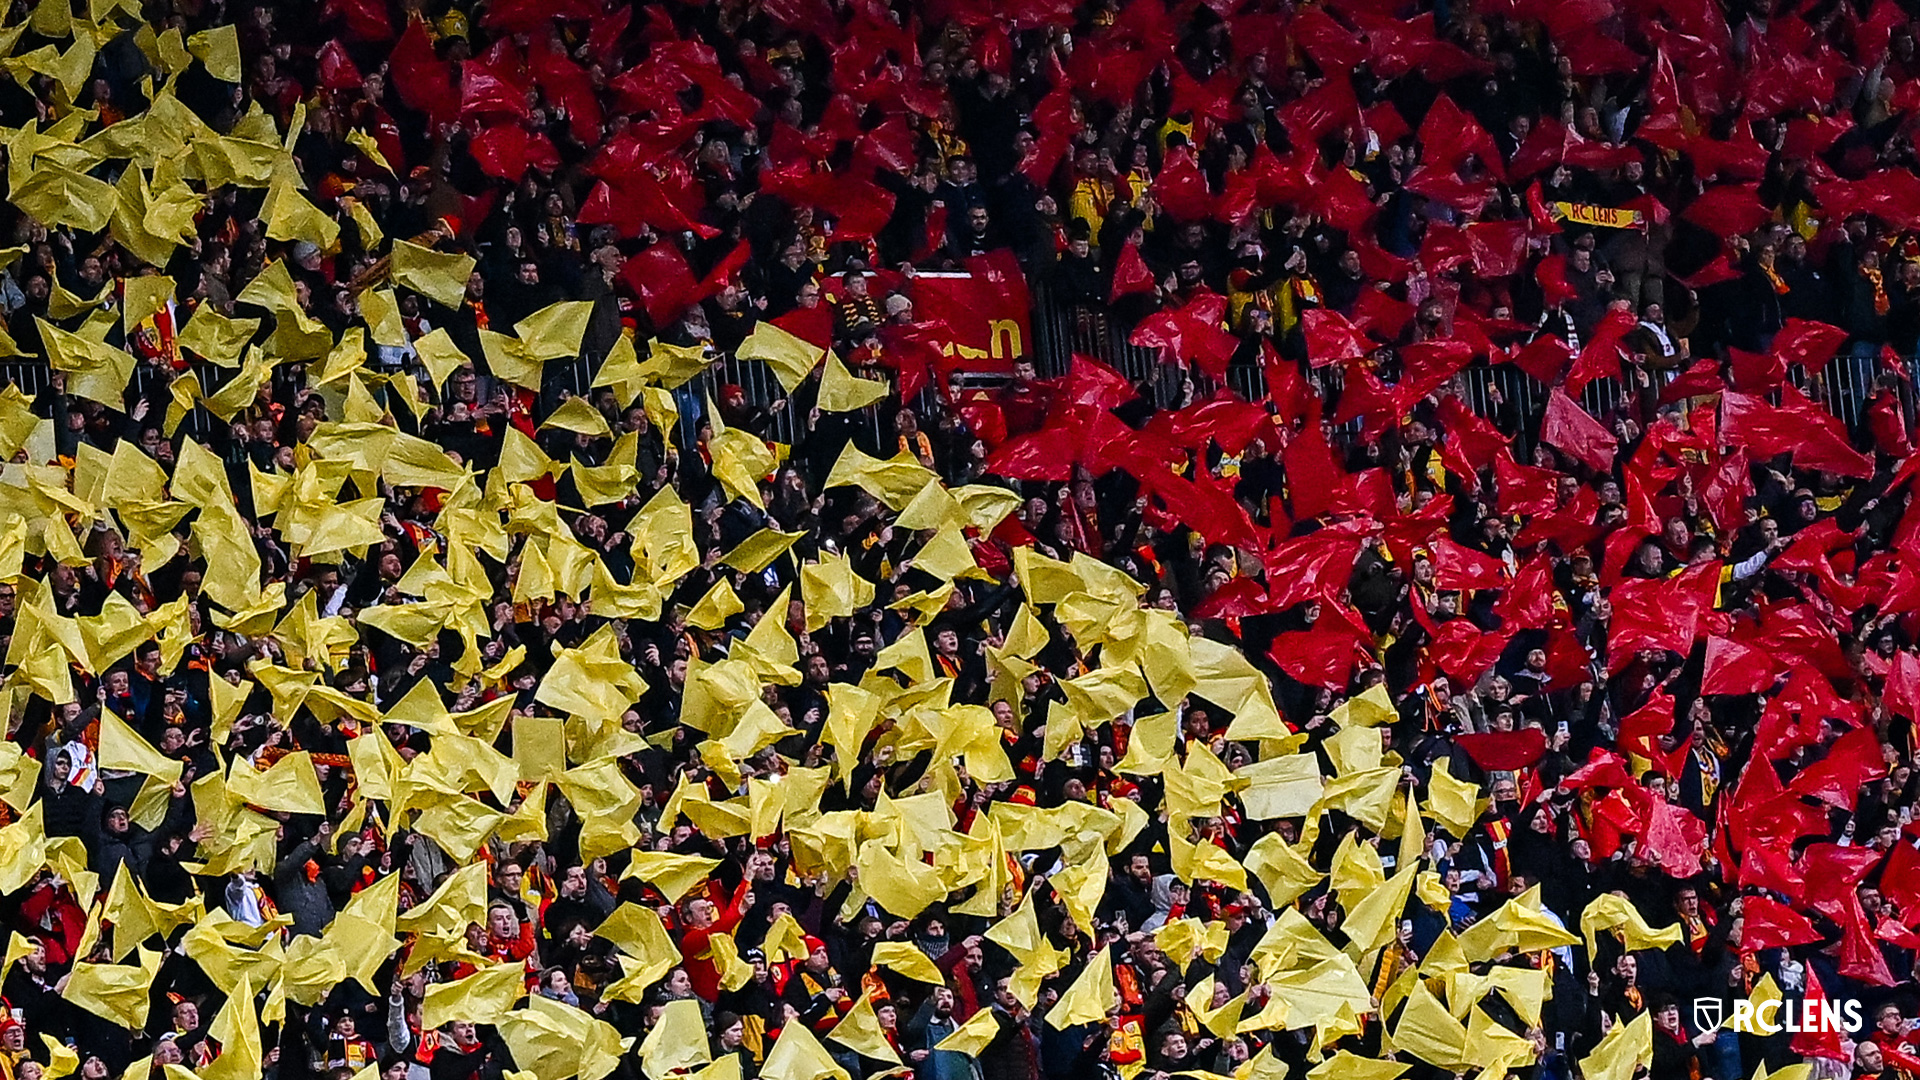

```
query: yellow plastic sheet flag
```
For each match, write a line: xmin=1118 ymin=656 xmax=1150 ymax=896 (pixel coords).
xmin=564 ymin=329 xmax=633 ymax=399
xmin=517 ymin=301 xmax=595 ymax=361
xmin=1236 ymin=755 xmax=1323 ymax=821
xmin=934 ymin=1009 xmax=1000 ymax=1055
xmin=1396 ymin=784 xmax=1424 ymax=874
xmin=38 ymin=317 xmax=134 ymax=407
xmin=762 ymin=1010 xmax=852 ymax=1080
xmin=497 ymin=995 xmax=630 ymax=1080
xmin=636 ymin=339 xmax=714 ymax=389
xmin=226 ymin=751 xmax=325 ymax=816
xmin=1330 ymin=682 xmax=1395 ymax=726
xmin=391 ymin=239 xmax=476 ymax=309
xmin=738 ymin=320 xmax=824 ymax=391
xmin=1170 ymin=834 xmax=1248 ymax=891
xmin=1342 ymin=863 xmax=1415 ymax=955
xmin=1580 ymin=892 xmax=1684 ymax=953
xmin=686 ymin=577 xmax=744 ymax=630
xmin=869 ymin=941 xmax=945 ymax=984
xmin=722 ymin=528 xmax=804 ymax=573
xmin=1392 ymin=982 xmax=1468 ymax=1069
xmin=709 ymin=426 xmax=776 ymax=506
xmin=421 ymin=961 xmax=528 ymax=1028
xmin=98 ymin=708 xmax=183 ymax=786
xmin=1580 ymin=1011 xmax=1652 ymax=1080
xmin=622 ymin=852 xmax=722 ymax=903
xmin=1304 ymin=1053 xmax=1406 ymax=1080
xmin=817 ymin=352 xmax=888 ymax=412
xmin=414 ymin=327 xmax=470 ymax=388
xmin=175 ymin=307 xmax=258 ymax=368
xmin=65 ymin=948 xmax=162 ymax=1029
xmin=186 ymin=24 xmax=240 ymax=80
xmin=828 ymin=992 xmax=901 ymax=1064
xmin=120 ymin=274 xmax=175 ymax=332
xmin=639 ymin=998 xmax=711 ymax=1078
xmin=539 ymin=396 xmax=612 ymax=440
xmin=1046 ymin=947 xmax=1115 ymax=1028
xmin=200 ymin=974 xmax=262 ymax=1080
xmin=40 ymin=1034 xmax=77 ymax=1080
xmin=262 ymin=174 xmax=339 ymax=249
xmin=823 ymin=445 xmax=938 ymax=510
xmin=1425 ymin=759 xmax=1482 ymax=840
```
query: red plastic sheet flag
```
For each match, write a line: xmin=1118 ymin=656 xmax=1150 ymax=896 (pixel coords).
xmin=1772 ymin=317 xmax=1850 ymax=375
xmin=1540 ymin=390 xmax=1617 ymax=471
xmin=1454 ymin=729 xmax=1548 ymax=771
xmin=1302 ymin=308 xmax=1375 ymax=368
xmin=1700 ymin=636 xmax=1776 ymax=695
xmin=1739 ymin=895 xmax=1823 ymax=951
xmin=1109 ymin=241 xmax=1155 ymax=303
xmin=1785 ymin=725 xmax=1888 ymax=810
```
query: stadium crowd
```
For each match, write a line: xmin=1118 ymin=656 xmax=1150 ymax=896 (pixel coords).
xmin=11 ymin=0 xmax=1920 ymax=1079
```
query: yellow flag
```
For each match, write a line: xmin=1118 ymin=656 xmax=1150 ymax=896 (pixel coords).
xmin=934 ymin=1008 xmax=1000 ymax=1055
xmin=65 ymin=948 xmax=162 ymax=1028
xmin=639 ymin=998 xmax=712 ymax=1077
xmin=869 ymin=941 xmax=945 ymax=984
xmin=539 ymin=396 xmax=612 ymax=440
xmin=186 ymin=24 xmax=240 ymax=80
xmin=421 ymin=961 xmax=528 ymax=1028
xmin=1580 ymin=1011 xmax=1652 ymax=1080
xmin=200 ymin=974 xmax=262 ymax=1080
xmin=762 ymin=1012 xmax=851 ymax=1080
xmin=1425 ymin=759 xmax=1481 ymax=840
xmin=816 ymin=352 xmax=888 ymax=412
xmin=738 ymin=321 xmax=823 ymax=391
xmin=623 ymin=852 xmax=722 ymax=903
xmin=829 ymin=992 xmax=902 ymax=1064
xmin=721 ymin=528 xmax=804 ymax=573
xmin=1580 ymin=893 xmax=1683 ymax=953
xmin=1045 ymin=947 xmax=1115 ymax=1028
xmin=391 ymin=239 xmax=476 ymax=309
xmin=1304 ymin=1053 xmax=1406 ymax=1080
xmin=517 ymin=301 xmax=595 ymax=361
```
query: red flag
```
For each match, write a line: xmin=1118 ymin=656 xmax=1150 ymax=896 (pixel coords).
xmin=1772 ymin=317 xmax=1849 ymax=375
xmin=1540 ymin=390 xmax=1617 ymax=471
xmin=1740 ymin=895 xmax=1822 ymax=951
xmin=1454 ymin=729 xmax=1548 ymax=771
xmin=1701 ymin=636 xmax=1776 ymax=695
xmin=1109 ymin=241 xmax=1155 ymax=303
xmin=1785 ymin=725 xmax=1888 ymax=809
xmin=321 ymin=0 xmax=392 ymax=42
xmin=1559 ymin=747 xmax=1634 ymax=790
xmin=1301 ymin=308 xmax=1375 ymax=368
xmin=1268 ymin=625 xmax=1370 ymax=689
xmin=1680 ymin=183 xmax=1772 ymax=236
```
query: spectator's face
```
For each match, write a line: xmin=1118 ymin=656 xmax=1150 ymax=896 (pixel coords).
xmin=488 ymin=905 xmax=517 ymax=937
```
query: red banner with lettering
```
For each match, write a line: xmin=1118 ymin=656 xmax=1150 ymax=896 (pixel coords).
xmin=824 ymin=251 xmax=1033 ymax=377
